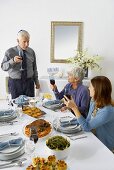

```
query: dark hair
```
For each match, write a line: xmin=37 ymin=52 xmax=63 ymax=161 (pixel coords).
xmin=91 ymin=76 xmax=112 ymax=108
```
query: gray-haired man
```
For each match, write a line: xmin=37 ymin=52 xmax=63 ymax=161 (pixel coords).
xmin=1 ymin=30 xmax=40 ymax=99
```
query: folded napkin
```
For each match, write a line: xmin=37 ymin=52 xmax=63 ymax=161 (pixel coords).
xmin=0 ymin=110 xmax=14 ymax=117
xmin=60 ymin=117 xmax=78 ymax=127
xmin=0 ymin=137 xmax=23 ymax=151
xmin=44 ymin=100 xmax=62 ymax=106
xmin=14 ymin=95 xmax=29 ymax=105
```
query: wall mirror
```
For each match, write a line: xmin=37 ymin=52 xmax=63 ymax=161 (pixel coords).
xmin=50 ymin=21 xmax=83 ymax=63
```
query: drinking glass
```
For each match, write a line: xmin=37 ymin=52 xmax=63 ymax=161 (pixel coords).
xmin=25 ymin=139 xmax=35 ymax=159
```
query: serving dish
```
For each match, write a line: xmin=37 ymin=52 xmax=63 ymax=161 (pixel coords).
xmin=23 ymin=119 xmax=52 ymax=138
xmin=22 ymin=106 xmax=46 ymax=118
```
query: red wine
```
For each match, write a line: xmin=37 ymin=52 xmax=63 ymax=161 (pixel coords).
xmin=50 ymin=79 xmax=55 ymax=85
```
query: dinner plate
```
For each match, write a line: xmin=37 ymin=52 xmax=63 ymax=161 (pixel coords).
xmin=0 ymin=145 xmax=20 ymax=154
xmin=0 ymin=139 xmax=25 ymax=161
xmin=53 ymin=117 xmax=82 ymax=134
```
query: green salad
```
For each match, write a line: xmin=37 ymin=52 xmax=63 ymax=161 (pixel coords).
xmin=46 ymin=135 xmax=70 ymax=150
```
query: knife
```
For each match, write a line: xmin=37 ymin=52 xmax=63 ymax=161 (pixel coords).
xmin=0 ymin=132 xmax=18 ymax=138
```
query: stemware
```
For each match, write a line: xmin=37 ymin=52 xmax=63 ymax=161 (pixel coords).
xmin=18 ymin=51 xmax=24 ymax=71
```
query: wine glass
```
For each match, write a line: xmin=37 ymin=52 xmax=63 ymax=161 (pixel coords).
xmin=19 ymin=51 xmax=24 ymax=71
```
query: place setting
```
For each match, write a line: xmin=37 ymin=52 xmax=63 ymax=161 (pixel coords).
xmin=53 ymin=116 xmax=82 ymax=134
xmin=0 ymin=108 xmax=18 ymax=126
xmin=0 ymin=130 xmax=27 ymax=169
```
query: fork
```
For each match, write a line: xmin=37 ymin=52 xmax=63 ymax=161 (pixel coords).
xmin=0 ymin=132 xmax=19 ymax=138
xmin=0 ymin=158 xmax=27 ymax=169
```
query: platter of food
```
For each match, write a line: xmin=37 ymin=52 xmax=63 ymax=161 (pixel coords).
xmin=22 ymin=106 xmax=46 ymax=118
xmin=23 ymin=119 xmax=52 ymax=138
xmin=26 ymin=155 xmax=68 ymax=170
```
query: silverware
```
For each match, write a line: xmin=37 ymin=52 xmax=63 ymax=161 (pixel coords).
xmin=0 ymin=121 xmax=18 ymax=126
xmin=0 ymin=158 xmax=27 ymax=169
xmin=69 ymin=135 xmax=87 ymax=140
xmin=0 ymin=132 xmax=19 ymax=138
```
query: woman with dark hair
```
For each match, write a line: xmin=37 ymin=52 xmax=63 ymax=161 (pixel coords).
xmin=64 ymin=76 xmax=114 ymax=151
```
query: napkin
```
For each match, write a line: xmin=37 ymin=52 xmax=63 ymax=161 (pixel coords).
xmin=0 ymin=110 xmax=14 ymax=117
xmin=14 ymin=95 xmax=29 ymax=106
xmin=44 ymin=100 xmax=62 ymax=106
xmin=0 ymin=137 xmax=23 ymax=151
xmin=60 ymin=117 xmax=78 ymax=127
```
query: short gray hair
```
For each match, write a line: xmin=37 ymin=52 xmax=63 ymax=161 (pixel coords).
xmin=67 ymin=67 xmax=85 ymax=81
xmin=17 ymin=30 xmax=30 ymax=39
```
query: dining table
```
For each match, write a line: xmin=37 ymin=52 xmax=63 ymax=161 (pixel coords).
xmin=0 ymin=99 xmax=114 ymax=170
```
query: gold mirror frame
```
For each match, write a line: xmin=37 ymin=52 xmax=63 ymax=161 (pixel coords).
xmin=50 ymin=21 xmax=83 ymax=63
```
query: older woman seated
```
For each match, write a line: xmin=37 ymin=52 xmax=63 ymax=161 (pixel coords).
xmin=64 ymin=76 xmax=114 ymax=151
xmin=50 ymin=67 xmax=90 ymax=118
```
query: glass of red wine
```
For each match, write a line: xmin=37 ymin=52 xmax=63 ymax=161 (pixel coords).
xmin=50 ymin=79 xmax=55 ymax=85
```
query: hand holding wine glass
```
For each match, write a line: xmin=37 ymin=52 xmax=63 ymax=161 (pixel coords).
xmin=13 ymin=56 xmax=22 ymax=63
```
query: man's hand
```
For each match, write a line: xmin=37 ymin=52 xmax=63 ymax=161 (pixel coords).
xmin=13 ymin=56 xmax=22 ymax=63
xmin=35 ymin=82 xmax=40 ymax=89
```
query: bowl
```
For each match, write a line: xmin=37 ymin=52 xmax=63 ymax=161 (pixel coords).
xmin=46 ymin=135 xmax=70 ymax=160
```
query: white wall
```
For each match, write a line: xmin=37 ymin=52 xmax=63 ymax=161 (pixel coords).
xmin=0 ymin=0 xmax=114 ymax=98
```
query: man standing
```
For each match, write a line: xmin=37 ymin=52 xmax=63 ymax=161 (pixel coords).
xmin=1 ymin=30 xmax=40 ymax=99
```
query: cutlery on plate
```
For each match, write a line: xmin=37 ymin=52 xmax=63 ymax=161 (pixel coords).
xmin=69 ymin=136 xmax=87 ymax=140
xmin=0 ymin=132 xmax=19 ymax=138
xmin=0 ymin=158 xmax=27 ymax=169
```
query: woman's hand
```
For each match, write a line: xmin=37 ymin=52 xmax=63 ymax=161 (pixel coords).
xmin=50 ymin=84 xmax=57 ymax=91
xmin=63 ymin=95 xmax=77 ymax=109
xmin=63 ymin=95 xmax=81 ymax=118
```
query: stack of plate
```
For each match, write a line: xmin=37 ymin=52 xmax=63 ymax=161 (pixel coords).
xmin=0 ymin=110 xmax=17 ymax=122
xmin=53 ymin=117 xmax=82 ymax=134
xmin=0 ymin=140 xmax=25 ymax=161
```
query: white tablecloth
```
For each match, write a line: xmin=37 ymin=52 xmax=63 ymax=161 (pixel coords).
xmin=0 ymin=100 xmax=114 ymax=170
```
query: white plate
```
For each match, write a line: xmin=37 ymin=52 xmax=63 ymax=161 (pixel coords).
xmin=0 ymin=145 xmax=20 ymax=154
xmin=0 ymin=136 xmax=25 ymax=161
